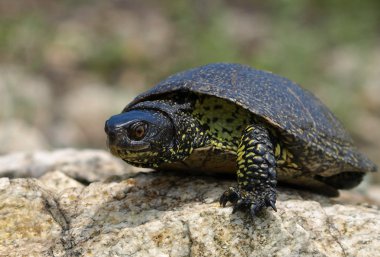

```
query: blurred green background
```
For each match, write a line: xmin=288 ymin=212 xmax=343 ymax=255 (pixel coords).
xmin=0 ymin=0 xmax=379 ymax=180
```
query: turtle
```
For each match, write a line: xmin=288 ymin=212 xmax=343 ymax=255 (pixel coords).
xmin=104 ymin=63 xmax=377 ymax=217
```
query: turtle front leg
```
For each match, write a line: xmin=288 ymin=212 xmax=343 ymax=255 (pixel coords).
xmin=220 ymin=124 xmax=277 ymax=217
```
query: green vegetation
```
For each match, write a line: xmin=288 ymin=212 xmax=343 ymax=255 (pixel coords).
xmin=0 ymin=0 xmax=379 ymax=151
xmin=1 ymin=1 xmax=379 ymax=83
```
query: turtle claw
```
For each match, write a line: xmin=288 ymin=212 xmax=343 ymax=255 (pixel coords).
xmin=220 ymin=186 xmax=277 ymax=217
xmin=266 ymin=198 xmax=277 ymax=212
xmin=219 ymin=187 xmax=240 ymax=207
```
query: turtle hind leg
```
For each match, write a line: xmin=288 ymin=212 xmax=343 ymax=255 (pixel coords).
xmin=315 ymin=171 xmax=365 ymax=190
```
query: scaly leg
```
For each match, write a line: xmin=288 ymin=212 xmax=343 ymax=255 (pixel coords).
xmin=220 ymin=124 xmax=277 ymax=217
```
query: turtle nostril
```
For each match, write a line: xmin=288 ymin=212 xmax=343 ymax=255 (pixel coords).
xmin=105 ymin=113 xmax=133 ymax=144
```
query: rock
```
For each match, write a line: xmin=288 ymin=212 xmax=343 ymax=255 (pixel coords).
xmin=337 ymin=185 xmax=380 ymax=208
xmin=0 ymin=177 xmax=66 ymax=257
xmin=0 ymin=150 xmax=379 ymax=257
xmin=39 ymin=170 xmax=84 ymax=192
xmin=0 ymin=148 xmax=146 ymax=182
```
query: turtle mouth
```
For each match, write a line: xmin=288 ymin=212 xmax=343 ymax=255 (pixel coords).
xmin=116 ymin=148 xmax=159 ymax=166
xmin=117 ymin=149 xmax=141 ymax=160
xmin=125 ymin=141 xmax=151 ymax=151
xmin=107 ymin=137 xmax=150 ymax=152
xmin=108 ymin=142 xmax=151 ymax=158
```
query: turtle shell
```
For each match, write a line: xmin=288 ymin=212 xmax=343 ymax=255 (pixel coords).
xmin=125 ymin=63 xmax=377 ymax=175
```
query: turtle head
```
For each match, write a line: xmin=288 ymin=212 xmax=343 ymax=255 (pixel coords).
xmin=105 ymin=109 xmax=175 ymax=167
xmin=106 ymin=100 xmax=208 ymax=168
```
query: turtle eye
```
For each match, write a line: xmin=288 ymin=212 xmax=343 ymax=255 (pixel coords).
xmin=128 ymin=122 xmax=148 ymax=141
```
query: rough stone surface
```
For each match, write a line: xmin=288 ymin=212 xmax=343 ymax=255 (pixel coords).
xmin=0 ymin=149 xmax=379 ymax=257
xmin=0 ymin=148 xmax=147 ymax=182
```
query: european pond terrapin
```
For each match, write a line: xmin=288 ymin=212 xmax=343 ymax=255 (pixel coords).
xmin=105 ymin=63 xmax=377 ymax=217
